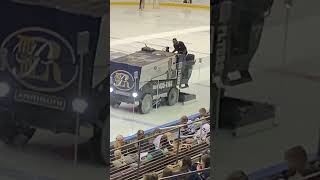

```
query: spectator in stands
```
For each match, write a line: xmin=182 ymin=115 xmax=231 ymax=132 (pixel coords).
xmin=153 ymin=132 xmax=174 ymax=154
xmin=154 ymin=128 xmax=161 ymax=135
xmin=162 ymin=167 xmax=174 ymax=179
xmin=150 ymin=128 xmax=162 ymax=145
xmin=226 ymin=170 xmax=248 ymax=180
xmin=176 ymin=156 xmax=198 ymax=180
xmin=195 ymin=154 xmax=210 ymax=180
xmin=284 ymin=145 xmax=314 ymax=179
xmin=192 ymin=108 xmax=209 ymax=130
xmin=137 ymin=130 xmax=145 ymax=140
xmin=180 ymin=115 xmax=196 ymax=135
xmin=114 ymin=134 xmax=126 ymax=149
xmin=199 ymin=108 xmax=208 ymax=118
xmin=194 ymin=122 xmax=210 ymax=144
xmin=112 ymin=149 xmax=138 ymax=169
xmin=135 ymin=130 xmax=150 ymax=153
xmin=114 ymin=149 xmax=122 ymax=160
xmin=112 ymin=149 xmax=126 ymax=168
xmin=144 ymin=172 xmax=159 ymax=180
xmin=142 ymin=132 xmax=173 ymax=162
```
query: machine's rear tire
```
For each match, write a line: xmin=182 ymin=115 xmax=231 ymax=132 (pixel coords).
xmin=139 ymin=94 xmax=153 ymax=114
xmin=167 ymin=87 xmax=178 ymax=106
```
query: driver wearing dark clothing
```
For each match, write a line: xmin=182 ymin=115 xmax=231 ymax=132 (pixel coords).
xmin=172 ymin=38 xmax=188 ymax=55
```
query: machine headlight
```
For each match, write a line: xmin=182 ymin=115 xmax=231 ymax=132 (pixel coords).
xmin=110 ymin=87 xmax=114 ymax=93
xmin=132 ymin=92 xmax=138 ymax=98
xmin=0 ymin=82 xmax=10 ymax=97
xmin=72 ymin=98 xmax=88 ymax=113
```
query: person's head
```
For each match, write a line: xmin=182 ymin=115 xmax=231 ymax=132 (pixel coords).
xmin=114 ymin=135 xmax=125 ymax=148
xmin=144 ymin=172 xmax=158 ymax=180
xmin=137 ymin=130 xmax=145 ymax=140
xmin=201 ymin=154 xmax=210 ymax=168
xmin=173 ymin=38 xmax=178 ymax=45
xmin=180 ymin=115 xmax=188 ymax=125
xmin=154 ymin=128 xmax=161 ymax=135
xmin=116 ymin=135 xmax=124 ymax=142
xmin=172 ymin=140 xmax=180 ymax=153
xmin=114 ymin=149 xmax=122 ymax=160
xmin=181 ymin=156 xmax=192 ymax=170
xmin=226 ymin=170 xmax=248 ymax=180
xmin=162 ymin=167 xmax=174 ymax=177
xmin=160 ymin=133 xmax=171 ymax=148
xmin=285 ymin=145 xmax=308 ymax=172
xmin=199 ymin=108 xmax=207 ymax=117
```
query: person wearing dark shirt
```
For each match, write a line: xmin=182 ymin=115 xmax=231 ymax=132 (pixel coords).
xmin=172 ymin=38 xmax=188 ymax=55
xmin=172 ymin=38 xmax=190 ymax=88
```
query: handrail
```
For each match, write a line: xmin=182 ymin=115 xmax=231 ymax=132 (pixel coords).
xmin=110 ymin=116 xmax=211 ymax=152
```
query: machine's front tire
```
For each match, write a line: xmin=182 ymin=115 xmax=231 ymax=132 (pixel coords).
xmin=139 ymin=94 xmax=153 ymax=114
xmin=167 ymin=87 xmax=179 ymax=106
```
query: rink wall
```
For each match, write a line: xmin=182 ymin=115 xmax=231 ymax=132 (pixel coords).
xmin=110 ymin=0 xmax=210 ymax=9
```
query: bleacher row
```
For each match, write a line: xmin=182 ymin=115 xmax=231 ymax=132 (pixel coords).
xmin=110 ymin=108 xmax=211 ymax=180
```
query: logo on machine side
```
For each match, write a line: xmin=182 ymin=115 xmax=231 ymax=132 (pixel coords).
xmin=0 ymin=27 xmax=78 ymax=92
xmin=111 ymin=70 xmax=135 ymax=91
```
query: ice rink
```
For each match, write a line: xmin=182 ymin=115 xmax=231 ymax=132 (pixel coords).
xmin=111 ymin=2 xmax=320 ymax=180
xmin=110 ymin=6 xmax=210 ymax=141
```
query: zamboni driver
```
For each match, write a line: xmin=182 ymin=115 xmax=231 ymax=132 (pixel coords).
xmin=172 ymin=38 xmax=188 ymax=55
xmin=172 ymin=38 xmax=190 ymax=88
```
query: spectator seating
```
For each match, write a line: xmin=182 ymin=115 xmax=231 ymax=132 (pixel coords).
xmin=110 ymin=113 xmax=211 ymax=180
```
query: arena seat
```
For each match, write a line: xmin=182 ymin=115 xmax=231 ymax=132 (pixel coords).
xmin=110 ymin=116 xmax=211 ymax=180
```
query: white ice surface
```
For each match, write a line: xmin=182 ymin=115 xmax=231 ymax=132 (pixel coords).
xmin=110 ymin=6 xmax=210 ymax=141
